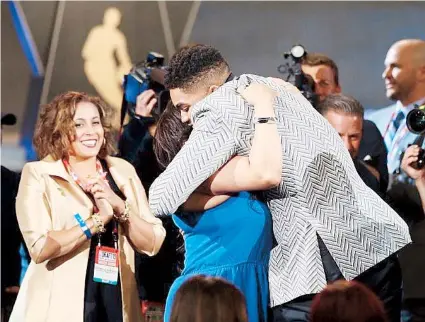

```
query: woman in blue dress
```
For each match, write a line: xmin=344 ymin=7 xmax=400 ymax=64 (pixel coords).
xmin=153 ymin=83 xmax=281 ymax=322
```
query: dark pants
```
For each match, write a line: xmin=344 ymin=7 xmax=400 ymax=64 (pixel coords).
xmin=271 ymin=239 xmax=402 ymax=322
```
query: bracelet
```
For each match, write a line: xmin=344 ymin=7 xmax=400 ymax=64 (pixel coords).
xmin=92 ymin=213 xmax=106 ymax=233
xmin=254 ymin=116 xmax=277 ymax=124
xmin=74 ymin=213 xmax=92 ymax=239
xmin=114 ymin=200 xmax=130 ymax=223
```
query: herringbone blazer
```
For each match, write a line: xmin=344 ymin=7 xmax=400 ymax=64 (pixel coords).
xmin=149 ymin=74 xmax=411 ymax=306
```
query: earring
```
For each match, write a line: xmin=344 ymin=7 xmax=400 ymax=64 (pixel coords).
xmin=103 ymin=138 xmax=106 ymax=146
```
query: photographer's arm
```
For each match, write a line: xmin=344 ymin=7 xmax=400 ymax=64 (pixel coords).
xmin=401 ymin=145 xmax=425 ymax=214
xmin=118 ymin=90 xmax=157 ymax=163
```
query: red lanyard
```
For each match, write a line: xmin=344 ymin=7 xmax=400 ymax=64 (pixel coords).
xmin=382 ymin=111 xmax=397 ymax=139
xmin=382 ymin=111 xmax=409 ymax=156
xmin=62 ymin=158 xmax=108 ymax=192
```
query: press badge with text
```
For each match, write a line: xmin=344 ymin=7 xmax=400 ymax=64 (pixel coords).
xmin=93 ymin=246 xmax=119 ymax=285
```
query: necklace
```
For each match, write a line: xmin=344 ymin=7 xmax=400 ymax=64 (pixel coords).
xmin=63 ymin=158 xmax=108 ymax=191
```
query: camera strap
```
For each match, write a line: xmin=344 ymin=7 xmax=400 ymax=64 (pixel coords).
xmin=119 ymin=76 xmax=129 ymax=135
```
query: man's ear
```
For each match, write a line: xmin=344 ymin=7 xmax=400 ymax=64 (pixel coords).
xmin=335 ymin=85 xmax=342 ymax=94
xmin=208 ymin=85 xmax=220 ymax=94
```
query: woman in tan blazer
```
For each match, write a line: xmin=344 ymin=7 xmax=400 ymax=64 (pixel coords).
xmin=10 ymin=92 xmax=166 ymax=322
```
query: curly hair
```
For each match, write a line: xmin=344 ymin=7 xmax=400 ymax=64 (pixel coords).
xmin=33 ymin=91 xmax=116 ymax=160
xmin=301 ymin=53 xmax=340 ymax=86
xmin=153 ymin=102 xmax=192 ymax=169
xmin=164 ymin=44 xmax=230 ymax=91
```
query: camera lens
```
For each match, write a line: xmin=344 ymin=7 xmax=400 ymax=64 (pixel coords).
xmin=407 ymin=109 xmax=425 ymax=134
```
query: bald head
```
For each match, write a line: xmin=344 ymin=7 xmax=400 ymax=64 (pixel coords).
xmin=383 ymin=39 xmax=425 ymax=106
xmin=391 ymin=39 xmax=425 ymax=66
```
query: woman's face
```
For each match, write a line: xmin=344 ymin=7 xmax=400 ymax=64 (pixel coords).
xmin=69 ymin=101 xmax=104 ymax=160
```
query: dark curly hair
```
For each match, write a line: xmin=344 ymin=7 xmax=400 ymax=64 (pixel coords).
xmin=164 ymin=44 xmax=230 ymax=91
xmin=34 ymin=91 xmax=116 ymax=160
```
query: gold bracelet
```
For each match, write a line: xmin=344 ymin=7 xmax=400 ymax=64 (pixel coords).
xmin=114 ymin=200 xmax=130 ymax=223
xmin=92 ymin=213 xmax=106 ymax=233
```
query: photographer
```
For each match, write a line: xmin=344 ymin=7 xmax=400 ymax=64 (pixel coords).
xmin=118 ymin=89 xmax=161 ymax=189
xmin=399 ymin=144 xmax=425 ymax=322
xmin=118 ymin=58 xmax=183 ymax=313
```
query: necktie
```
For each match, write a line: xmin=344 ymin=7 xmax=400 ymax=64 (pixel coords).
xmin=389 ymin=110 xmax=405 ymax=142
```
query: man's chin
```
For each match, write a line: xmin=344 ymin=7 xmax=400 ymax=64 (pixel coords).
xmin=386 ymin=89 xmax=399 ymax=101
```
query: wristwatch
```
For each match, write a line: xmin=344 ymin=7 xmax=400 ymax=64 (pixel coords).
xmin=254 ymin=117 xmax=277 ymax=124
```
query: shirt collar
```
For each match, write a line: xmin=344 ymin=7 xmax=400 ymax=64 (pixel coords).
xmin=396 ymin=97 xmax=425 ymax=117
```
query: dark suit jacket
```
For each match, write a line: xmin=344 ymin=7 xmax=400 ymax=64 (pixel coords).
xmin=1 ymin=166 xmax=22 ymax=293
xmin=358 ymin=120 xmax=389 ymax=194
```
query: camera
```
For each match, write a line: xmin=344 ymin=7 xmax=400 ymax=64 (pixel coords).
xmin=122 ymin=52 xmax=170 ymax=121
xmin=403 ymin=104 xmax=425 ymax=169
xmin=277 ymin=44 xmax=319 ymax=108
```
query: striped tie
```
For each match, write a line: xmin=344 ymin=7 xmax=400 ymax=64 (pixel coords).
xmin=389 ymin=110 xmax=405 ymax=142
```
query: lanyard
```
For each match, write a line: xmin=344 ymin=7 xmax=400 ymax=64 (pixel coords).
xmin=382 ymin=111 xmax=397 ymax=139
xmin=382 ymin=111 xmax=410 ymax=159
xmin=63 ymin=158 xmax=118 ymax=249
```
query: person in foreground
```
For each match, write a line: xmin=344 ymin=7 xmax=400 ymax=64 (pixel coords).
xmin=169 ymin=275 xmax=248 ymax=322
xmin=155 ymin=82 xmax=278 ymax=322
xmin=148 ymin=44 xmax=411 ymax=321
xmin=10 ymin=92 xmax=166 ymax=322
xmin=310 ymin=280 xmax=388 ymax=322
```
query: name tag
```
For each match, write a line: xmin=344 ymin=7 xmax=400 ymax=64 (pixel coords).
xmin=93 ymin=246 xmax=119 ymax=285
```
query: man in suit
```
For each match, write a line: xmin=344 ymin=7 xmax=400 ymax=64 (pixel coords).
xmin=301 ymin=53 xmax=389 ymax=193
xmin=368 ymin=39 xmax=425 ymax=181
xmin=148 ymin=44 xmax=410 ymax=321
xmin=368 ymin=39 xmax=425 ymax=322
xmin=317 ymin=94 xmax=383 ymax=196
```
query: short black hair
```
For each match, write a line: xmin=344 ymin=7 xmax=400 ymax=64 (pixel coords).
xmin=164 ymin=44 xmax=230 ymax=90
xmin=301 ymin=53 xmax=340 ymax=86
xmin=317 ymin=94 xmax=364 ymax=118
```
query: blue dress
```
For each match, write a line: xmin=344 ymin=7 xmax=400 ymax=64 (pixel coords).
xmin=164 ymin=192 xmax=273 ymax=322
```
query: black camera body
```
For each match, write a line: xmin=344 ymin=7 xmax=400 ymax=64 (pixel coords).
xmin=122 ymin=52 xmax=170 ymax=122
xmin=277 ymin=45 xmax=319 ymax=108
xmin=403 ymin=104 xmax=425 ymax=169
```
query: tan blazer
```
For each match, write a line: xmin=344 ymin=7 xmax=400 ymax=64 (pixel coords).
xmin=10 ymin=156 xmax=166 ymax=322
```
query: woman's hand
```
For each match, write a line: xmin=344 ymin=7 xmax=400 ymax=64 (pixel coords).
xmin=401 ymin=145 xmax=425 ymax=184
xmin=238 ymin=83 xmax=277 ymax=107
xmin=87 ymin=178 xmax=126 ymax=216
xmin=94 ymin=198 xmax=114 ymax=225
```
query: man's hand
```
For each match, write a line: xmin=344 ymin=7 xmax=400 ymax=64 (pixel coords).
xmin=267 ymin=77 xmax=301 ymax=95
xmin=135 ymin=90 xmax=157 ymax=117
xmin=401 ymin=145 xmax=425 ymax=184
xmin=5 ymin=286 xmax=20 ymax=294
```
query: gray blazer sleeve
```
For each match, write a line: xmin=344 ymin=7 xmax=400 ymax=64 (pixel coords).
xmin=149 ymin=114 xmax=237 ymax=216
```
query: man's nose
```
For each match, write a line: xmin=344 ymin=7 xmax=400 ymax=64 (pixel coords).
xmin=342 ymin=137 xmax=352 ymax=151
xmin=181 ymin=111 xmax=190 ymax=124
xmin=382 ymin=66 xmax=391 ymax=80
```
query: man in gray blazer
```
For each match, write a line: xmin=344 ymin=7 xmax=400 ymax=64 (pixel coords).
xmin=149 ymin=44 xmax=411 ymax=321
